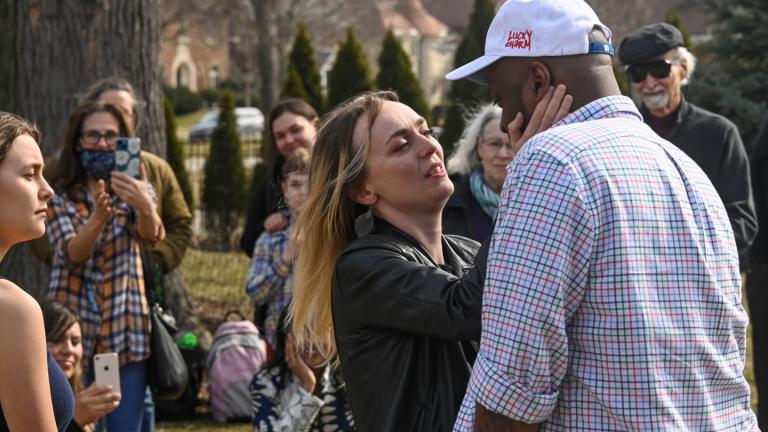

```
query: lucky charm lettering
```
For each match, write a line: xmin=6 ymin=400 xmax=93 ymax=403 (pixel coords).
xmin=505 ymin=29 xmax=532 ymax=51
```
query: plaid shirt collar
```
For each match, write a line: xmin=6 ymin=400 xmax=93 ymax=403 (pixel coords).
xmin=556 ymin=95 xmax=643 ymax=127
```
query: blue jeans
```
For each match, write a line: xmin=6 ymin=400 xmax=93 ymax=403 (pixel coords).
xmin=93 ymin=361 xmax=147 ymax=432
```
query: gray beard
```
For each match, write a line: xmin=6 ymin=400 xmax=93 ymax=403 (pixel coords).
xmin=640 ymin=90 xmax=670 ymax=111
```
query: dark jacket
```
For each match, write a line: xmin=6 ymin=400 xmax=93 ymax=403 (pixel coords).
xmin=240 ymin=158 xmax=285 ymax=257
xmin=442 ymin=174 xmax=493 ymax=242
xmin=332 ymin=218 xmax=488 ymax=432
xmin=749 ymin=116 xmax=768 ymax=263
xmin=641 ymin=98 xmax=758 ymax=266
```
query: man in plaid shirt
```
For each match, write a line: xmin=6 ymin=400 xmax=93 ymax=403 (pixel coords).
xmin=446 ymin=0 xmax=758 ymax=430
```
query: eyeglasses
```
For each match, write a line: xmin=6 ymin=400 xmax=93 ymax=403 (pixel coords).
xmin=80 ymin=130 xmax=120 ymax=145
xmin=625 ymin=59 xmax=680 ymax=83
xmin=480 ymin=137 xmax=514 ymax=152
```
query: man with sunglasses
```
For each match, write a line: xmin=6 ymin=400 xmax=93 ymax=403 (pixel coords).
xmin=620 ymin=23 xmax=757 ymax=271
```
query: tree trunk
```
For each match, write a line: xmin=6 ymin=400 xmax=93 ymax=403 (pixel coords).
xmin=0 ymin=0 xmax=166 ymax=291
xmin=254 ymin=0 xmax=277 ymax=115
xmin=0 ymin=0 xmax=165 ymax=156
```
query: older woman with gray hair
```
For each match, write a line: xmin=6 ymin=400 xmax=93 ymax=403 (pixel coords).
xmin=443 ymin=105 xmax=514 ymax=241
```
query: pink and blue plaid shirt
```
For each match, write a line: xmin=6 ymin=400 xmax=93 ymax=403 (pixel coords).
xmin=455 ymin=96 xmax=757 ymax=430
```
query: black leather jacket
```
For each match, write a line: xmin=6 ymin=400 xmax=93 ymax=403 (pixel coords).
xmin=332 ymin=218 xmax=488 ymax=432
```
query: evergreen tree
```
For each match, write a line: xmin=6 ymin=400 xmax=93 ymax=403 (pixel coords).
xmin=202 ymin=91 xmax=247 ymax=245
xmin=164 ymin=97 xmax=193 ymax=207
xmin=377 ymin=29 xmax=432 ymax=123
xmin=664 ymin=10 xmax=694 ymax=50
xmin=327 ymin=27 xmax=374 ymax=110
xmin=685 ymin=0 xmax=767 ymax=148
xmin=283 ymin=22 xmax=324 ymax=112
xmin=440 ymin=0 xmax=495 ymax=155
xmin=282 ymin=63 xmax=309 ymax=102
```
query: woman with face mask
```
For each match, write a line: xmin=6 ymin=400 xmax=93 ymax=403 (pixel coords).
xmin=0 ymin=112 xmax=72 ymax=431
xmin=46 ymin=101 xmax=165 ymax=432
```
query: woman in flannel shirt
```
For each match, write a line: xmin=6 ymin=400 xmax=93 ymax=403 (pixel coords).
xmin=46 ymin=101 xmax=164 ymax=432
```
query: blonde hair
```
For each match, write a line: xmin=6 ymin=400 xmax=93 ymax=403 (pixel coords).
xmin=289 ymin=91 xmax=399 ymax=358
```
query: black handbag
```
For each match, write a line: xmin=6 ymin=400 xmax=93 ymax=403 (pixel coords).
xmin=142 ymin=249 xmax=189 ymax=401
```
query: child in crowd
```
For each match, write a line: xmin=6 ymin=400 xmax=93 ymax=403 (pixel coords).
xmin=41 ymin=300 xmax=121 ymax=432
xmin=245 ymin=149 xmax=310 ymax=349
xmin=250 ymin=311 xmax=354 ymax=431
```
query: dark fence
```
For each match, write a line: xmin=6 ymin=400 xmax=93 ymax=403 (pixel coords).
xmin=179 ymin=133 xmax=262 ymax=308
xmin=182 ymin=133 xmax=263 ymax=247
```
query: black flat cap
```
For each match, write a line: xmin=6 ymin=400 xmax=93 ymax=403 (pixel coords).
xmin=619 ymin=23 xmax=684 ymax=65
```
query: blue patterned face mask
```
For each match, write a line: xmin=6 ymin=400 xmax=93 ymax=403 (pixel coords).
xmin=79 ymin=149 xmax=115 ymax=181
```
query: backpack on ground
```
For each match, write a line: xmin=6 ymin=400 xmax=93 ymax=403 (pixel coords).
xmin=207 ymin=310 xmax=267 ymax=423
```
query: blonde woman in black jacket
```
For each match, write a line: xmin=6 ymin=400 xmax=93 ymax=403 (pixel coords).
xmin=289 ymin=90 xmax=569 ymax=431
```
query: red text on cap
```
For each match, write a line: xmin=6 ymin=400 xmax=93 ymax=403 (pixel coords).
xmin=505 ymin=30 xmax=533 ymax=51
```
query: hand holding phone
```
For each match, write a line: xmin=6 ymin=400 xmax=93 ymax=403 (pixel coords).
xmin=93 ymin=353 xmax=121 ymax=394
xmin=115 ymin=137 xmax=142 ymax=179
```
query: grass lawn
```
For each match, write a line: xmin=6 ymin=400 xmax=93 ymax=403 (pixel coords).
xmin=181 ymin=249 xmax=251 ymax=302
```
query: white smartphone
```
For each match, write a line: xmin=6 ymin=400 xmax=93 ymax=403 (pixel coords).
xmin=93 ymin=353 xmax=121 ymax=393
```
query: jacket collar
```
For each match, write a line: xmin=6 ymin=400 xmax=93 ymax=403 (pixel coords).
xmin=360 ymin=215 xmax=463 ymax=270
xmin=367 ymin=215 xmax=420 ymax=244
xmin=355 ymin=213 xmax=418 ymax=241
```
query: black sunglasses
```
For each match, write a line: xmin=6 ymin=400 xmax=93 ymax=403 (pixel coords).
xmin=625 ymin=59 xmax=680 ymax=83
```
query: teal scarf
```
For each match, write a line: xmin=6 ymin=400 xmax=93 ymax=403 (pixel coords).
xmin=469 ymin=170 xmax=499 ymax=218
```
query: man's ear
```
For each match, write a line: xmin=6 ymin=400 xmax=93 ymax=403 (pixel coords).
xmin=347 ymin=184 xmax=377 ymax=206
xmin=529 ymin=61 xmax=552 ymax=102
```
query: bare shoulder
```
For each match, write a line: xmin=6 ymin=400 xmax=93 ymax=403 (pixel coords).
xmin=0 ymin=280 xmax=43 ymax=325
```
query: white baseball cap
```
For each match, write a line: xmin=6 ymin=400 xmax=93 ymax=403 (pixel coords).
xmin=446 ymin=0 xmax=614 ymax=84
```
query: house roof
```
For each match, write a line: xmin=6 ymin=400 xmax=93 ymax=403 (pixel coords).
xmin=421 ymin=0 xmax=474 ymax=32
xmin=377 ymin=0 xmax=449 ymax=37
